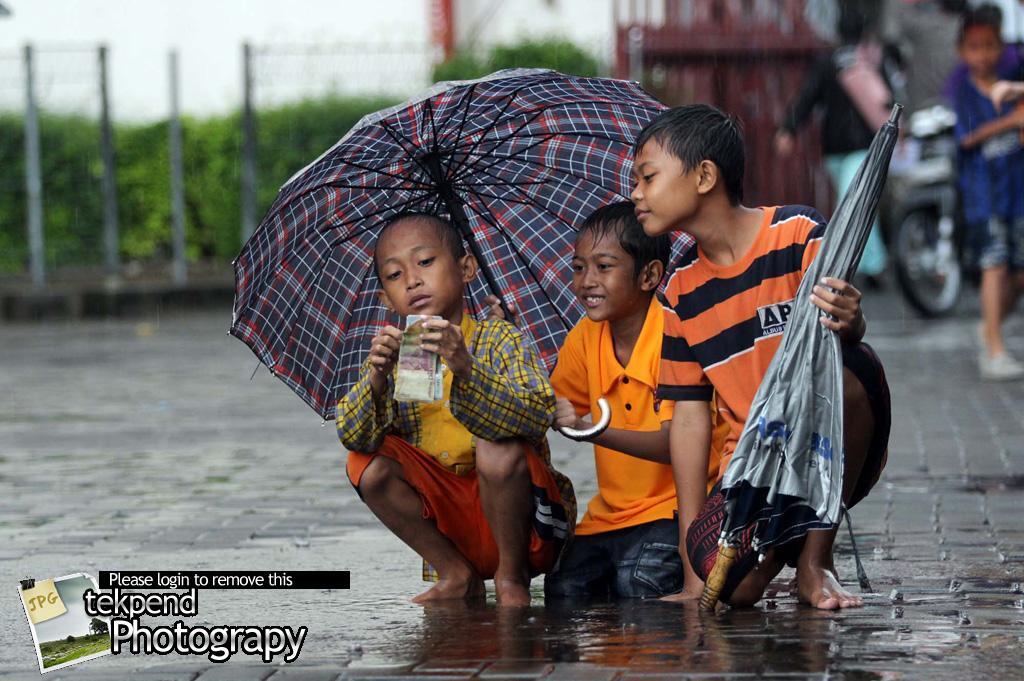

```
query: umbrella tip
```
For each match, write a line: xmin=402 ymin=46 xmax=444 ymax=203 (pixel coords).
xmin=888 ymin=104 xmax=903 ymax=126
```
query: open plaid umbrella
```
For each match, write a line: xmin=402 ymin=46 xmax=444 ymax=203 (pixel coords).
xmin=699 ymin=105 xmax=902 ymax=611
xmin=230 ymin=69 xmax=667 ymax=419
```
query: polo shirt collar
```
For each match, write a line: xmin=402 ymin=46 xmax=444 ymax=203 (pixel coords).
xmin=598 ymin=296 xmax=662 ymax=395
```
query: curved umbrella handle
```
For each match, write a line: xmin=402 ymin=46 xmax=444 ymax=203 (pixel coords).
xmin=556 ymin=397 xmax=611 ymax=442
xmin=699 ymin=543 xmax=738 ymax=612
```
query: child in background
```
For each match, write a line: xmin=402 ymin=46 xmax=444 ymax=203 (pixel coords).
xmin=951 ymin=4 xmax=1024 ymax=380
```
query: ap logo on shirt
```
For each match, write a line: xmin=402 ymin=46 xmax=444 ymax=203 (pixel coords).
xmin=757 ymin=299 xmax=793 ymax=338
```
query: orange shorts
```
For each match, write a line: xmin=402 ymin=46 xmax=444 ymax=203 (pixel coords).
xmin=346 ymin=435 xmax=569 ymax=578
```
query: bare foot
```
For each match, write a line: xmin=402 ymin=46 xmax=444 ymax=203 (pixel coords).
xmin=660 ymin=587 xmax=702 ymax=602
xmin=494 ymin=578 xmax=531 ymax=607
xmin=411 ymin=576 xmax=485 ymax=604
xmin=796 ymin=564 xmax=862 ymax=610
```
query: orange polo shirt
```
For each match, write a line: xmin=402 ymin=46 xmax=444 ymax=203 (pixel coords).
xmin=551 ymin=296 xmax=724 ymax=536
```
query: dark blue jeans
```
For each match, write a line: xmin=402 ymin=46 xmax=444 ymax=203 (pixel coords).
xmin=544 ymin=518 xmax=684 ymax=599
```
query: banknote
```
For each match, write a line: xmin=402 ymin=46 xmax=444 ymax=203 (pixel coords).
xmin=394 ymin=315 xmax=443 ymax=402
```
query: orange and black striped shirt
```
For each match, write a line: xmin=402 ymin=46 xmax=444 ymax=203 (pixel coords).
xmin=658 ymin=205 xmax=827 ymax=481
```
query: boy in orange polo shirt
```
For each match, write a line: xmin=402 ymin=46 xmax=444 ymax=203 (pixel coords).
xmin=544 ymin=201 xmax=725 ymax=599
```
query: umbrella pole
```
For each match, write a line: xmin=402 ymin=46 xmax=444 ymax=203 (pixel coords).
xmin=423 ymin=152 xmax=512 ymax=319
xmin=699 ymin=542 xmax=738 ymax=612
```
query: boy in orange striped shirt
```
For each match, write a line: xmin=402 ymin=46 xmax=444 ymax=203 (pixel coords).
xmin=631 ymin=105 xmax=890 ymax=610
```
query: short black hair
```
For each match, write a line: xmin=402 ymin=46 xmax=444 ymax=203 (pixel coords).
xmin=373 ymin=212 xmax=465 ymax=273
xmin=634 ymin=104 xmax=745 ymax=206
xmin=578 ymin=201 xmax=670 ymax=280
xmin=959 ymin=3 xmax=1003 ymax=44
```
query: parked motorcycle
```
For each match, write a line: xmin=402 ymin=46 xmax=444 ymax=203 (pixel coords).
xmin=889 ymin=104 xmax=963 ymax=317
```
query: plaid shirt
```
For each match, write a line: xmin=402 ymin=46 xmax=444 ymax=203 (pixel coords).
xmin=336 ymin=317 xmax=576 ymax=527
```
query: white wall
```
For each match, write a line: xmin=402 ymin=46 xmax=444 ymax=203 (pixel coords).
xmin=0 ymin=0 xmax=429 ymax=120
xmin=453 ymin=0 xmax=615 ymax=65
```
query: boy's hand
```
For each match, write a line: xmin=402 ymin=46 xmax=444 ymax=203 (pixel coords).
xmin=368 ymin=326 xmax=403 ymax=395
xmin=420 ymin=319 xmax=473 ymax=379
xmin=483 ymin=294 xmax=515 ymax=321
xmin=991 ymin=80 xmax=1024 ymax=109
xmin=810 ymin=277 xmax=866 ymax=343
xmin=553 ymin=396 xmax=588 ymax=431
xmin=1008 ymin=102 xmax=1024 ymax=128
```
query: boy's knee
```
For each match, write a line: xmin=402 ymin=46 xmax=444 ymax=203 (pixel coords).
xmin=842 ymin=366 xmax=869 ymax=410
xmin=475 ymin=439 xmax=528 ymax=482
xmin=357 ymin=455 xmax=400 ymax=498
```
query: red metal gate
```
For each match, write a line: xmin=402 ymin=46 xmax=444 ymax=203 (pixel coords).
xmin=615 ymin=0 xmax=833 ymax=211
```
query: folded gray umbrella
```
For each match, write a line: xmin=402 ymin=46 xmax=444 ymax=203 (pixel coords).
xmin=700 ymin=105 xmax=902 ymax=611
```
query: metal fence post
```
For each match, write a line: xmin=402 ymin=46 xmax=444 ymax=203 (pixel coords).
xmin=627 ymin=26 xmax=644 ymax=84
xmin=98 ymin=44 xmax=120 ymax=278
xmin=23 ymin=43 xmax=44 ymax=288
xmin=240 ymin=42 xmax=257 ymax=244
xmin=168 ymin=50 xmax=187 ymax=286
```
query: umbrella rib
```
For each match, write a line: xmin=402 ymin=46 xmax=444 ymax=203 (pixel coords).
xmin=456 ymin=188 xmax=536 ymax=207
xmin=464 ymin=175 xmax=588 ymax=246
xmin=325 ymin=258 xmax=390 ymax=405
xmin=450 ymin=112 xmax=551 ymax=185
xmin=449 ymin=96 xmax=660 ymax=184
xmin=327 ymin=180 xmax=428 ymax=192
xmin=445 ymin=84 xmax=541 ymax=182
xmin=377 ymin=119 xmax=435 ymax=184
xmin=328 ymin=156 xmax=433 ymax=189
xmin=468 ymin=149 xmax=625 ymax=205
xmin=442 ymin=84 xmax=478 ymax=178
xmin=320 ymin=191 xmax=435 ymax=239
xmin=462 ymin=190 xmax=577 ymax=330
xmin=456 ymin=178 xmax=549 ymax=189
xmin=423 ymin=95 xmax=441 ymax=156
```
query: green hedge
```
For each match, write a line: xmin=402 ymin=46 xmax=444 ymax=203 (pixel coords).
xmin=432 ymin=38 xmax=601 ymax=83
xmin=0 ymin=97 xmax=396 ymax=273
xmin=0 ymin=38 xmax=601 ymax=275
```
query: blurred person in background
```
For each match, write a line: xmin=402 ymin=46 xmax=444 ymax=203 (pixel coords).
xmin=883 ymin=0 xmax=967 ymax=113
xmin=776 ymin=1 xmax=903 ymax=289
xmin=951 ymin=4 xmax=1024 ymax=379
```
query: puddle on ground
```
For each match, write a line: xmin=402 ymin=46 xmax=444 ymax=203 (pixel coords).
xmin=321 ymin=588 xmax=1023 ymax=677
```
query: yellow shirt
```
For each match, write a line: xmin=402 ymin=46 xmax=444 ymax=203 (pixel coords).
xmin=418 ymin=314 xmax=477 ymax=470
xmin=550 ymin=296 xmax=725 ymax=535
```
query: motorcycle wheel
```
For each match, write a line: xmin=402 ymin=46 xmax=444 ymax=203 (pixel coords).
xmin=893 ymin=209 xmax=962 ymax=318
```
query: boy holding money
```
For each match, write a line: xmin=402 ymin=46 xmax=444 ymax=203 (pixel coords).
xmin=336 ymin=213 xmax=575 ymax=607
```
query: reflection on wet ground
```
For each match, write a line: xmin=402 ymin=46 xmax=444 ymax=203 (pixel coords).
xmin=334 ymin=578 xmax=1023 ymax=679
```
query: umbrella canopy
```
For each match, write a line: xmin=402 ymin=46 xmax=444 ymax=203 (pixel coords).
xmin=700 ymin=106 xmax=902 ymax=610
xmin=230 ymin=69 xmax=670 ymax=419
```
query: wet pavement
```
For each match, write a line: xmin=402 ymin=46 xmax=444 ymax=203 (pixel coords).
xmin=2 ymin=287 xmax=1024 ymax=680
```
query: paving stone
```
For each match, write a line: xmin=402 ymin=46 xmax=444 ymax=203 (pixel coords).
xmin=193 ymin=667 xmax=275 ymax=681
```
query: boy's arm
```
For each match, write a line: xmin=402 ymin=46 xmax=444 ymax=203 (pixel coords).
xmin=549 ymin=325 xmax=673 ymax=463
xmin=798 ymin=210 xmax=867 ymax=344
xmin=449 ymin=322 xmax=555 ymax=442
xmin=667 ymin=399 xmax=712 ymax=600
xmin=588 ymin=423 xmax=672 ymax=464
xmin=958 ymin=107 xmax=1024 ymax=149
xmin=335 ymin=361 xmax=396 ymax=453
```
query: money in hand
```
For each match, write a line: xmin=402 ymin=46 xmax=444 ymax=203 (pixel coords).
xmin=394 ymin=315 xmax=444 ymax=402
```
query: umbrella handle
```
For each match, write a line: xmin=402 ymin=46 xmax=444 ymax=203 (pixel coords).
xmin=556 ymin=397 xmax=611 ymax=442
xmin=699 ymin=543 xmax=738 ymax=612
